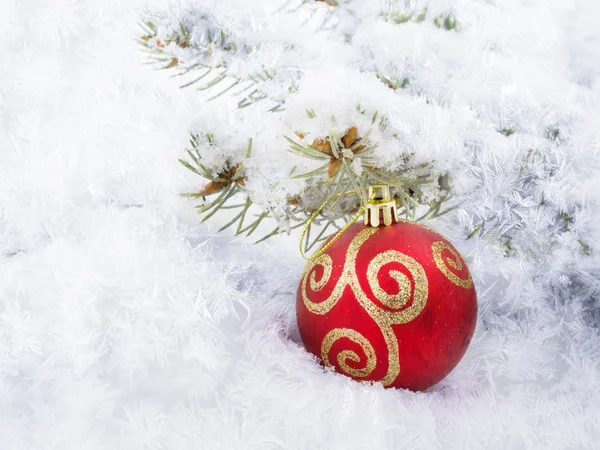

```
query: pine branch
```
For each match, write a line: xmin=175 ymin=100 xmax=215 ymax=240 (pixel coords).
xmin=178 ymin=109 xmax=455 ymax=248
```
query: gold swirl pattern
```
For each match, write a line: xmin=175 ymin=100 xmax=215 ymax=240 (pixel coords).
xmin=431 ymin=242 xmax=473 ymax=289
xmin=321 ymin=328 xmax=376 ymax=378
xmin=301 ymin=228 xmax=429 ymax=386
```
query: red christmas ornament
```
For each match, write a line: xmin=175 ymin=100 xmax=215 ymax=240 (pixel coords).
xmin=296 ymin=187 xmax=477 ymax=391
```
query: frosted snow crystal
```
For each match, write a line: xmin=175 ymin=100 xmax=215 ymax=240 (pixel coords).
xmin=1 ymin=0 xmax=600 ymax=448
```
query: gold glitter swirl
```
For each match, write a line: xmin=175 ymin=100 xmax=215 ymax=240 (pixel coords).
xmin=432 ymin=241 xmax=473 ymax=289
xmin=367 ymin=250 xmax=428 ymax=314
xmin=309 ymin=253 xmax=332 ymax=291
xmin=321 ymin=328 xmax=376 ymax=378
xmin=302 ymin=252 xmax=345 ymax=315
xmin=368 ymin=254 xmax=411 ymax=310
xmin=353 ymin=245 xmax=428 ymax=385
xmin=300 ymin=227 xmax=429 ymax=386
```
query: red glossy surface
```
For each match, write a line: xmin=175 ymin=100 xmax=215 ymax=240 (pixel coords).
xmin=296 ymin=221 xmax=477 ymax=391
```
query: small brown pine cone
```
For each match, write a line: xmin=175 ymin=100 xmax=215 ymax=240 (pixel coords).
xmin=312 ymin=138 xmax=333 ymax=155
xmin=315 ymin=0 xmax=338 ymax=6
xmin=342 ymin=126 xmax=367 ymax=153
xmin=341 ymin=126 xmax=359 ymax=148
xmin=198 ymin=181 xmax=227 ymax=196
xmin=223 ymin=164 xmax=238 ymax=178
xmin=197 ymin=163 xmax=245 ymax=196
xmin=228 ymin=164 xmax=246 ymax=185
xmin=328 ymin=157 xmax=342 ymax=178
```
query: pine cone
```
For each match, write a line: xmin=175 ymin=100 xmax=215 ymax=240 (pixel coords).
xmin=198 ymin=181 xmax=228 ymax=196
xmin=315 ymin=0 xmax=338 ymax=6
xmin=328 ymin=157 xmax=342 ymax=178
xmin=198 ymin=163 xmax=244 ymax=196
xmin=341 ymin=126 xmax=358 ymax=148
xmin=341 ymin=126 xmax=366 ymax=153
xmin=311 ymin=126 xmax=369 ymax=178
xmin=311 ymin=138 xmax=333 ymax=155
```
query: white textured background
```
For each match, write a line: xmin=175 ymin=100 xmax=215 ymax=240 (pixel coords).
xmin=2 ymin=0 xmax=600 ymax=449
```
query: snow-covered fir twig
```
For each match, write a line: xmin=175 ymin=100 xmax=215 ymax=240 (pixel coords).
xmin=140 ymin=0 xmax=600 ymax=329
xmin=141 ymin=0 xmax=465 ymax=247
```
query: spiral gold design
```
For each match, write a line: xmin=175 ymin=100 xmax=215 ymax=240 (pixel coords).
xmin=321 ymin=328 xmax=376 ymax=378
xmin=431 ymin=242 xmax=473 ymax=289
xmin=301 ymin=228 xmax=429 ymax=386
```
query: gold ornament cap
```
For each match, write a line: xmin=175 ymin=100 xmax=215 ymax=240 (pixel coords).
xmin=364 ymin=185 xmax=399 ymax=227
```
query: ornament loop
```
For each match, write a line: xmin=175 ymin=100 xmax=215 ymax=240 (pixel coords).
xmin=364 ymin=185 xmax=399 ymax=227
xmin=299 ymin=184 xmax=401 ymax=261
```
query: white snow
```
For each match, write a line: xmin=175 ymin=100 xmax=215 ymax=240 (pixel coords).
xmin=1 ymin=0 xmax=600 ymax=448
